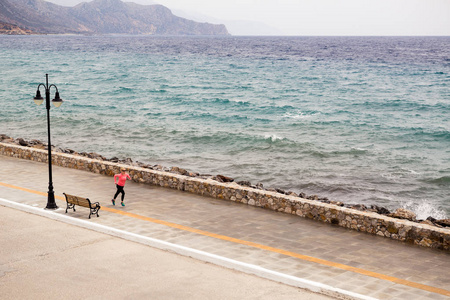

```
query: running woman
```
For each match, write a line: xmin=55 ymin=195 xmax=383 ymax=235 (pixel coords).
xmin=112 ymin=168 xmax=131 ymax=206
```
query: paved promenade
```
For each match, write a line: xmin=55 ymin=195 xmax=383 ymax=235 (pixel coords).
xmin=1 ymin=155 xmax=449 ymax=299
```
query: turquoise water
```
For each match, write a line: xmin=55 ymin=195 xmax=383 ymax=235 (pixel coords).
xmin=1 ymin=35 xmax=449 ymax=218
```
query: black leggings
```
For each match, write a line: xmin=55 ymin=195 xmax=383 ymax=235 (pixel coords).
xmin=114 ymin=185 xmax=125 ymax=201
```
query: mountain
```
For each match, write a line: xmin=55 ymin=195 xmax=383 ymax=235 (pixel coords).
xmin=172 ymin=9 xmax=282 ymax=36
xmin=0 ymin=21 xmax=35 ymax=34
xmin=0 ymin=0 xmax=229 ymax=35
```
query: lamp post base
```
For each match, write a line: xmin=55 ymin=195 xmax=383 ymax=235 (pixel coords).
xmin=45 ymin=192 xmax=58 ymax=210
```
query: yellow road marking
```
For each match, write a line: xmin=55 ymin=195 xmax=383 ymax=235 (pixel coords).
xmin=1 ymin=181 xmax=449 ymax=297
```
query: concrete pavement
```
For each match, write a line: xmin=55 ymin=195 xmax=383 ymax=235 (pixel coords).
xmin=0 ymin=204 xmax=334 ymax=300
xmin=0 ymin=155 xmax=449 ymax=299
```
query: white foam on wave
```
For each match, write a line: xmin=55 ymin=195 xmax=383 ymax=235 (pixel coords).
xmin=229 ymin=98 xmax=250 ymax=105
xmin=264 ymin=134 xmax=285 ymax=142
xmin=283 ymin=110 xmax=318 ymax=120
xmin=402 ymin=200 xmax=447 ymax=220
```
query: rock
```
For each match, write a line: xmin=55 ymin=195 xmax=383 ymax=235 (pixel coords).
xmin=307 ymin=195 xmax=319 ymax=200
xmin=2 ymin=138 xmax=15 ymax=144
xmin=420 ymin=220 xmax=434 ymax=226
xmin=426 ymin=216 xmax=437 ymax=222
xmin=0 ymin=134 xmax=12 ymax=141
xmin=17 ymin=138 xmax=28 ymax=146
xmin=32 ymin=144 xmax=46 ymax=150
xmin=350 ymin=204 xmax=367 ymax=211
xmin=215 ymin=175 xmax=234 ymax=183
xmin=63 ymin=148 xmax=75 ymax=154
xmin=388 ymin=208 xmax=417 ymax=221
xmin=275 ymin=188 xmax=287 ymax=194
xmin=435 ymin=219 xmax=450 ymax=227
xmin=371 ymin=205 xmax=390 ymax=215
xmin=89 ymin=152 xmax=105 ymax=160
xmin=287 ymin=191 xmax=298 ymax=197
xmin=330 ymin=201 xmax=344 ymax=207
xmin=170 ymin=166 xmax=189 ymax=176
xmin=420 ymin=220 xmax=440 ymax=227
xmin=298 ymin=192 xmax=307 ymax=199
xmin=109 ymin=157 xmax=119 ymax=163
xmin=0 ymin=134 xmax=14 ymax=143
xmin=29 ymin=139 xmax=43 ymax=145
xmin=255 ymin=182 xmax=264 ymax=190
xmin=237 ymin=181 xmax=252 ymax=187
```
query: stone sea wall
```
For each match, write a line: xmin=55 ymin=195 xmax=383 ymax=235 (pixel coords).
xmin=1 ymin=141 xmax=449 ymax=251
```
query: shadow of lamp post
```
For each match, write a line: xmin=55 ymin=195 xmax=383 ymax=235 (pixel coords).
xmin=33 ymin=74 xmax=63 ymax=209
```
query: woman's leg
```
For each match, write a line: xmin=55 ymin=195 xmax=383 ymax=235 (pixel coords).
xmin=113 ymin=185 xmax=122 ymax=199
xmin=121 ymin=188 xmax=125 ymax=202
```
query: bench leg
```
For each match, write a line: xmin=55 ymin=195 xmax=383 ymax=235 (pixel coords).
xmin=90 ymin=206 xmax=100 ymax=218
xmin=66 ymin=203 xmax=76 ymax=213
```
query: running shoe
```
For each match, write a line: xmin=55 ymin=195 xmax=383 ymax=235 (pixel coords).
xmin=121 ymin=202 xmax=125 ymax=206
xmin=112 ymin=199 xmax=115 ymax=205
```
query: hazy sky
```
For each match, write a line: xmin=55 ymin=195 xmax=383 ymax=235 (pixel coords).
xmin=47 ymin=0 xmax=450 ymax=36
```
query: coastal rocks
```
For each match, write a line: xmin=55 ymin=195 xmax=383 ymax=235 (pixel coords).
xmin=436 ymin=219 xmax=450 ymax=227
xmin=78 ymin=152 xmax=107 ymax=161
xmin=370 ymin=205 xmax=391 ymax=215
xmin=170 ymin=166 xmax=189 ymax=175
xmin=307 ymin=194 xmax=319 ymax=200
xmin=237 ymin=180 xmax=252 ymax=187
xmin=169 ymin=166 xmax=198 ymax=177
xmin=214 ymin=175 xmax=234 ymax=183
xmin=0 ymin=134 xmax=12 ymax=141
xmin=255 ymin=183 xmax=264 ymax=190
xmin=389 ymin=208 xmax=417 ymax=221
xmin=349 ymin=204 xmax=367 ymax=211
xmin=18 ymin=138 xmax=28 ymax=146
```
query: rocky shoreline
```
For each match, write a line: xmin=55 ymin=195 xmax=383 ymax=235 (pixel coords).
xmin=2 ymin=134 xmax=449 ymax=229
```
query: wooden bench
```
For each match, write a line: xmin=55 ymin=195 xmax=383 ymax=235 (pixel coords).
xmin=63 ymin=193 xmax=101 ymax=219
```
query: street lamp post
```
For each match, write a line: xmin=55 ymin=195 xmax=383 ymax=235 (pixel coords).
xmin=33 ymin=74 xmax=63 ymax=209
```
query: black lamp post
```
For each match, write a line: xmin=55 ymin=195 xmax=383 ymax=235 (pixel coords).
xmin=33 ymin=74 xmax=63 ymax=209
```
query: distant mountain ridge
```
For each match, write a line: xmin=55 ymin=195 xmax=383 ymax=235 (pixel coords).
xmin=0 ymin=0 xmax=229 ymax=35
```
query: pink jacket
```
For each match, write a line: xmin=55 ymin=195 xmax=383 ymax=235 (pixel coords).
xmin=114 ymin=173 xmax=131 ymax=186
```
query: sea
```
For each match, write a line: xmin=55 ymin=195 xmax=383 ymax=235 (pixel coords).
xmin=0 ymin=35 xmax=449 ymax=219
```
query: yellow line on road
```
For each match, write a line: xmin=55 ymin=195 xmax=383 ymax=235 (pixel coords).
xmin=1 ymin=181 xmax=449 ymax=297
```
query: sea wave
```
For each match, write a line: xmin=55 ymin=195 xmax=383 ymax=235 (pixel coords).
xmin=423 ymin=176 xmax=450 ymax=185
xmin=402 ymin=200 xmax=447 ymax=220
xmin=283 ymin=110 xmax=319 ymax=120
